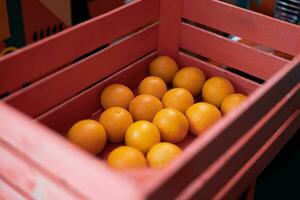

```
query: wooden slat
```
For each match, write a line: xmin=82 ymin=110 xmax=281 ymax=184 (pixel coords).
xmin=37 ymin=52 xmax=156 ymax=133
xmin=0 ymin=102 xmax=142 ymax=200
xmin=157 ymin=0 xmax=183 ymax=60
xmin=145 ymin=55 xmax=300 ymax=200
xmin=181 ymin=23 xmax=287 ymax=80
xmin=4 ymin=24 xmax=158 ymax=118
xmin=178 ymin=52 xmax=260 ymax=95
xmin=0 ymin=143 xmax=80 ymax=200
xmin=0 ymin=178 xmax=28 ymax=200
xmin=176 ymin=84 xmax=300 ymax=200
xmin=0 ymin=0 xmax=159 ymax=94
xmin=183 ymin=0 xmax=300 ymax=56
xmin=214 ymin=110 xmax=300 ymax=200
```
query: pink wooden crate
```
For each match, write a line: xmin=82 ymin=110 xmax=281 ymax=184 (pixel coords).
xmin=0 ymin=0 xmax=299 ymax=199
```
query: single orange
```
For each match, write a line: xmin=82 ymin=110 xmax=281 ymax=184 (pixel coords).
xmin=202 ymin=77 xmax=235 ymax=107
xmin=173 ymin=67 xmax=206 ymax=96
xmin=138 ymin=76 xmax=167 ymax=99
xmin=221 ymin=93 xmax=247 ymax=115
xmin=153 ymin=108 xmax=188 ymax=143
xmin=125 ymin=120 xmax=161 ymax=154
xmin=100 ymin=84 xmax=134 ymax=109
xmin=162 ymin=88 xmax=194 ymax=113
xmin=99 ymin=107 xmax=133 ymax=143
xmin=108 ymin=146 xmax=147 ymax=169
xmin=129 ymin=94 xmax=163 ymax=121
xmin=149 ymin=56 xmax=179 ymax=84
xmin=147 ymin=142 xmax=182 ymax=168
xmin=186 ymin=102 xmax=222 ymax=136
xmin=68 ymin=120 xmax=107 ymax=154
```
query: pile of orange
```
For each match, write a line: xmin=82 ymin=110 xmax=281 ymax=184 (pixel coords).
xmin=67 ymin=55 xmax=247 ymax=169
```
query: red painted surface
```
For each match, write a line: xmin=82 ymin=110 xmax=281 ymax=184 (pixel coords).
xmin=183 ymin=0 xmax=300 ymax=56
xmin=0 ymin=0 xmax=299 ymax=199
xmin=88 ymin=0 xmax=124 ymax=17
xmin=180 ymin=23 xmax=287 ymax=80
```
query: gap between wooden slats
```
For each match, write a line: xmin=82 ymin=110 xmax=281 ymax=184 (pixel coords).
xmin=183 ymin=0 xmax=300 ymax=56
xmin=4 ymin=23 xmax=158 ymax=118
xmin=0 ymin=0 xmax=159 ymax=94
xmin=180 ymin=23 xmax=287 ymax=80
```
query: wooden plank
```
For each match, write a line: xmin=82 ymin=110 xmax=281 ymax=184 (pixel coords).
xmin=145 ymin=55 xmax=300 ymax=199
xmin=37 ymin=52 xmax=156 ymax=133
xmin=182 ymin=0 xmax=300 ymax=56
xmin=157 ymin=0 xmax=183 ymax=60
xmin=178 ymin=52 xmax=260 ymax=95
xmin=180 ymin=23 xmax=287 ymax=80
xmin=0 ymin=143 xmax=81 ymax=200
xmin=0 ymin=0 xmax=159 ymax=94
xmin=0 ymin=178 xmax=28 ymax=200
xmin=4 ymin=24 xmax=158 ymax=118
xmin=213 ymin=110 xmax=300 ymax=200
xmin=245 ymin=183 xmax=256 ymax=200
xmin=175 ymin=84 xmax=300 ymax=200
xmin=0 ymin=102 xmax=143 ymax=200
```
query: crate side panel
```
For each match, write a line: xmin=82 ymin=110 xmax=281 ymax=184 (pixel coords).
xmin=0 ymin=179 xmax=28 ymax=200
xmin=176 ymin=84 xmax=299 ymax=200
xmin=37 ymin=52 xmax=156 ymax=133
xmin=4 ymin=24 xmax=158 ymax=118
xmin=183 ymin=0 xmax=300 ymax=56
xmin=0 ymin=103 xmax=142 ymax=200
xmin=180 ymin=23 xmax=287 ymax=80
xmin=0 ymin=0 xmax=159 ymax=94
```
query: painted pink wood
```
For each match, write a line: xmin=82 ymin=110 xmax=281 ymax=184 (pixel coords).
xmin=0 ymin=179 xmax=28 ymax=200
xmin=175 ymin=84 xmax=299 ymax=200
xmin=157 ymin=0 xmax=183 ymax=60
xmin=178 ymin=52 xmax=260 ymax=95
xmin=0 ymin=102 xmax=143 ymax=200
xmin=37 ymin=52 xmax=155 ymax=133
xmin=0 ymin=144 xmax=80 ymax=200
xmin=180 ymin=23 xmax=287 ymax=80
xmin=213 ymin=110 xmax=300 ymax=200
xmin=4 ymin=24 xmax=158 ymax=118
xmin=144 ymin=55 xmax=300 ymax=199
xmin=245 ymin=183 xmax=256 ymax=200
xmin=183 ymin=0 xmax=300 ymax=56
xmin=0 ymin=0 xmax=159 ymax=95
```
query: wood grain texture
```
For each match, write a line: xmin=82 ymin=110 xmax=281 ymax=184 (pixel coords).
xmin=183 ymin=0 xmax=300 ymax=56
xmin=4 ymin=24 xmax=158 ymax=118
xmin=180 ymin=23 xmax=287 ymax=80
xmin=158 ymin=0 xmax=183 ymax=60
xmin=145 ymin=56 xmax=300 ymax=200
xmin=176 ymin=84 xmax=300 ymax=200
xmin=178 ymin=52 xmax=260 ymax=95
xmin=0 ymin=0 xmax=159 ymax=94
xmin=0 ymin=102 xmax=143 ymax=200
xmin=0 ymin=143 xmax=80 ymax=200
xmin=37 ymin=52 xmax=156 ymax=133
xmin=0 ymin=178 xmax=28 ymax=200
xmin=213 ymin=110 xmax=300 ymax=200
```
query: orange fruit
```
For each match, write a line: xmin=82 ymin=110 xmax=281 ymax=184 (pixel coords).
xmin=100 ymin=84 xmax=134 ymax=109
xmin=99 ymin=107 xmax=133 ymax=143
xmin=138 ymin=76 xmax=167 ymax=99
xmin=186 ymin=102 xmax=222 ymax=136
xmin=202 ymin=77 xmax=235 ymax=107
xmin=162 ymin=88 xmax=194 ymax=113
xmin=125 ymin=121 xmax=161 ymax=154
xmin=149 ymin=56 xmax=179 ymax=84
xmin=68 ymin=120 xmax=107 ymax=154
xmin=221 ymin=93 xmax=247 ymax=115
xmin=147 ymin=142 xmax=182 ymax=168
xmin=153 ymin=108 xmax=188 ymax=143
xmin=108 ymin=146 xmax=147 ymax=169
xmin=129 ymin=94 xmax=163 ymax=121
xmin=173 ymin=67 xmax=206 ymax=96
